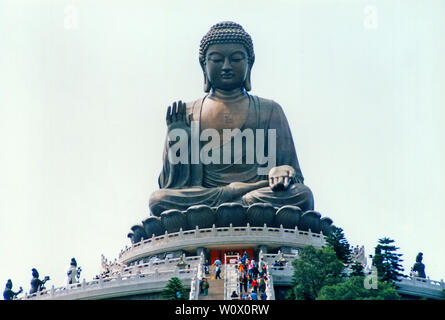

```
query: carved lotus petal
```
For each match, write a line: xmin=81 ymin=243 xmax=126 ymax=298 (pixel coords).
xmin=127 ymin=232 xmax=135 ymax=244
xmin=216 ymin=203 xmax=246 ymax=227
xmin=130 ymin=225 xmax=147 ymax=243
xmin=161 ymin=209 xmax=187 ymax=234
xmin=327 ymin=224 xmax=337 ymax=237
xmin=142 ymin=216 xmax=165 ymax=237
xmin=186 ymin=205 xmax=216 ymax=229
xmin=299 ymin=210 xmax=321 ymax=233
xmin=320 ymin=217 xmax=334 ymax=236
xmin=275 ymin=205 xmax=302 ymax=229
xmin=246 ymin=203 xmax=276 ymax=227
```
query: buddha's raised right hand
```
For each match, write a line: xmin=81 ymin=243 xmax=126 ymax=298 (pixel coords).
xmin=166 ymin=100 xmax=190 ymax=131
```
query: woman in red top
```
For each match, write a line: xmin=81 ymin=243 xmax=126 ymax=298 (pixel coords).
xmin=251 ymin=278 xmax=258 ymax=294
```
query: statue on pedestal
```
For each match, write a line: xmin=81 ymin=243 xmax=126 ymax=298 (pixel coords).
xmin=67 ymin=258 xmax=82 ymax=285
xmin=149 ymin=21 xmax=313 ymax=216
xmin=128 ymin=22 xmax=333 ymax=240
xmin=412 ymin=252 xmax=426 ymax=278
xmin=29 ymin=268 xmax=50 ymax=294
xmin=3 ymin=279 xmax=23 ymax=300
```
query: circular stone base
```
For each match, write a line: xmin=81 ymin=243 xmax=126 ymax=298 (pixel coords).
xmin=119 ymin=224 xmax=326 ymax=265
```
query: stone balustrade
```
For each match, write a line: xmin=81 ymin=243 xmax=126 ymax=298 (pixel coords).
xmin=396 ymin=275 xmax=445 ymax=299
xmin=264 ymin=273 xmax=275 ymax=300
xmin=123 ymin=255 xmax=201 ymax=273
xmin=399 ymin=276 xmax=445 ymax=289
xmin=119 ymin=224 xmax=326 ymax=265
xmin=268 ymin=265 xmax=294 ymax=276
xmin=262 ymin=252 xmax=298 ymax=264
xmin=189 ymin=253 xmax=205 ymax=300
xmin=260 ymin=251 xmax=296 ymax=288
xmin=20 ymin=260 xmax=199 ymax=300
xmin=258 ymin=250 xmax=275 ymax=300
xmin=224 ymin=255 xmax=240 ymax=300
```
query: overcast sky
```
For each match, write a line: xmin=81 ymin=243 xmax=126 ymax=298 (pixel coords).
xmin=1 ymin=0 xmax=444 ymax=295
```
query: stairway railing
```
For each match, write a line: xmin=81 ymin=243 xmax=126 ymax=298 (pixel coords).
xmin=259 ymin=249 xmax=275 ymax=300
xmin=224 ymin=253 xmax=240 ymax=300
xmin=189 ymin=252 xmax=204 ymax=300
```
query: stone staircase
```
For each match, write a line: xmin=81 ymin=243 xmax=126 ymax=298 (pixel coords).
xmin=199 ymin=278 xmax=225 ymax=300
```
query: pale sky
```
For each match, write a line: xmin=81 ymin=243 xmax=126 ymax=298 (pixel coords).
xmin=1 ymin=0 xmax=444 ymax=295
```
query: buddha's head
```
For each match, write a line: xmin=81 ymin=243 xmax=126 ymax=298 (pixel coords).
xmin=199 ymin=21 xmax=255 ymax=92
xmin=6 ymin=279 xmax=12 ymax=289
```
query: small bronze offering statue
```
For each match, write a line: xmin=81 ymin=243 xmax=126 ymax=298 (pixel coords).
xmin=29 ymin=268 xmax=50 ymax=294
xmin=412 ymin=252 xmax=426 ymax=278
xmin=3 ymin=279 xmax=23 ymax=300
xmin=67 ymin=258 xmax=82 ymax=285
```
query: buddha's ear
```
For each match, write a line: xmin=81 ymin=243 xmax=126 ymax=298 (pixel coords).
xmin=244 ymin=64 xmax=253 ymax=92
xmin=203 ymin=73 xmax=211 ymax=93
xmin=200 ymin=61 xmax=211 ymax=93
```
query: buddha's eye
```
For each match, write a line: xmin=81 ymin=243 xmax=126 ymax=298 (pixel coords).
xmin=208 ymin=54 xmax=224 ymax=63
xmin=231 ymin=54 xmax=245 ymax=63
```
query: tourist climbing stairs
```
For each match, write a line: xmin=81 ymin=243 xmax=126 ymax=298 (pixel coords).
xmin=199 ymin=278 xmax=225 ymax=300
xmin=197 ymin=254 xmax=240 ymax=300
xmin=198 ymin=265 xmax=225 ymax=300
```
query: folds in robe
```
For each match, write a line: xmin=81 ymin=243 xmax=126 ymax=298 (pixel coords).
xmin=150 ymin=95 xmax=312 ymax=216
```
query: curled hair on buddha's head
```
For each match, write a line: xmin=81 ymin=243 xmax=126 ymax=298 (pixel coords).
xmin=199 ymin=21 xmax=255 ymax=66
xmin=199 ymin=21 xmax=255 ymax=92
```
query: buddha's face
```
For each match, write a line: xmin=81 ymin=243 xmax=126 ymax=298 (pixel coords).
xmin=205 ymin=43 xmax=249 ymax=91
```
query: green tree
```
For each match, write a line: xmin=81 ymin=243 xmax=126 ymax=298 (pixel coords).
xmin=287 ymin=246 xmax=345 ymax=300
xmin=326 ymin=227 xmax=352 ymax=264
xmin=350 ymin=261 xmax=365 ymax=277
xmin=162 ymin=277 xmax=187 ymax=300
xmin=317 ymin=276 xmax=400 ymax=300
xmin=372 ymin=237 xmax=404 ymax=283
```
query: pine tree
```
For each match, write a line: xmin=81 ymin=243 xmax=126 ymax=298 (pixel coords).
xmin=287 ymin=246 xmax=345 ymax=300
xmin=372 ymin=237 xmax=404 ymax=283
xmin=317 ymin=276 xmax=400 ymax=300
xmin=350 ymin=261 xmax=365 ymax=277
xmin=162 ymin=277 xmax=187 ymax=300
xmin=326 ymin=227 xmax=352 ymax=264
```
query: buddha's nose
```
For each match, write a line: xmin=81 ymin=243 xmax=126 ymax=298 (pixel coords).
xmin=222 ymin=57 xmax=232 ymax=72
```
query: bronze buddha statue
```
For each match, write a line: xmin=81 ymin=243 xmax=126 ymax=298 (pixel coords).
xmin=149 ymin=21 xmax=314 ymax=216
xmin=128 ymin=22 xmax=330 ymax=242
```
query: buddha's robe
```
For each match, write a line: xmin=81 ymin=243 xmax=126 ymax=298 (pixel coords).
xmin=149 ymin=95 xmax=314 ymax=216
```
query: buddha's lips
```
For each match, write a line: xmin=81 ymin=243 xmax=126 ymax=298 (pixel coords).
xmin=221 ymin=73 xmax=234 ymax=78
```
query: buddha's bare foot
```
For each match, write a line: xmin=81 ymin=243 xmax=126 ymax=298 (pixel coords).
xmin=228 ymin=180 xmax=269 ymax=197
